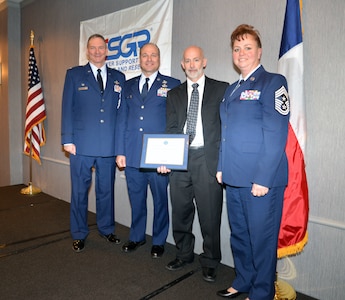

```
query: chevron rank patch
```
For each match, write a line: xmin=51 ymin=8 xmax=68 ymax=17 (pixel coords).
xmin=275 ymin=86 xmax=289 ymax=115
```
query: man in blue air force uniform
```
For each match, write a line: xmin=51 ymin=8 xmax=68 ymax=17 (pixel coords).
xmin=115 ymin=43 xmax=180 ymax=258
xmin=61 ymin=34 xmax=125 ymax=252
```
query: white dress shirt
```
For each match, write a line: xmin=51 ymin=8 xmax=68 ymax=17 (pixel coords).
xmin=185 ymin=75 xmax=205 ymax=147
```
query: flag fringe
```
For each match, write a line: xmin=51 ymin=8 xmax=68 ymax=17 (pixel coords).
xmin=277 ymin=231 xmax=308 ymax=258
xmin=23 ymin=149 xmax=42 ymax=165
xmin=24 ymin=117 xmax=47 ymax=146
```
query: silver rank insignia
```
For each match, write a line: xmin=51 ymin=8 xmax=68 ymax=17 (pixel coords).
xmin=275 ymin=86 xmax=289 ymax=115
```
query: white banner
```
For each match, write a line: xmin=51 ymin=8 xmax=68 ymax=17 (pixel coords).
xmin=79 ymin=0 xmax=173 ymax=79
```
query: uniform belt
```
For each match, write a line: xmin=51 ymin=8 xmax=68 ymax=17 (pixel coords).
xmin=189 ymin=145 xmax=204 ymax=150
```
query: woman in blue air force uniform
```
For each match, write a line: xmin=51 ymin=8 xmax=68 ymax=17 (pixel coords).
xmin=216 ymin=24 xmax=290 ymax=300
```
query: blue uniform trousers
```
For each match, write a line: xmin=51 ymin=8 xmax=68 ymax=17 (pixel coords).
xmin=125 ymin=166 xmax=169 ymax=245
xmin=225 ymin=185 xmax=284 ymax=300
xmin=69 ymin=154 xmax=116 ymax=240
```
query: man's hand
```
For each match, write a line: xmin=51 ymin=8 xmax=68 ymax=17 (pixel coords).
xmin=64 ymin=144 xmax=76 ymax=155
xmin=251 ymin=183 xmax=269 ymax=197
xmin=216 ymin=171 xmax=222 ymax=184
xmin=157 ymin=166 xmax=171 ymax=174
xmin=116 ymin=155 xmax=126 ymax=169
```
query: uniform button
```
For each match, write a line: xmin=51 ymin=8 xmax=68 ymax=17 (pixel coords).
xmin=141 ymin=105 xmax=145 ymax=109
xmin=139 ymin=128 xmax=143 ymax=131
xmin=100 ymin=109 xmax=104 ymax=113
xmin=100 ymin=120 xmax=104 ymax=123
xmin=140 ymin=116 xmax=144 ymax=120
xmin=102 ymin=99 xmax=105 ymax=102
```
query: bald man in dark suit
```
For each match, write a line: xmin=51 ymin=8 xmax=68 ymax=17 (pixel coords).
xmin=158 ymin=46 xmax=228 ymax=282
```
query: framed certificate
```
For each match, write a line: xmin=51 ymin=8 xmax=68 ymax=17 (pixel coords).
xmin=140 ymin=134 xmax=189 ymax=170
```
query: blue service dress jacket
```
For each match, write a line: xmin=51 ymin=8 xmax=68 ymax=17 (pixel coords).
xmin=61 ymin=63 xmax=125 ymax=156
xmin=218 ymin=65 xmax=290 ymax=188
xmin=115 ymin=72 xmax=180 ymax=166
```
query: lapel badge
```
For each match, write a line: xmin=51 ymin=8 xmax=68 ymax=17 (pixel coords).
xmin=250 ymin=76 xmax=255 ymax=81
xmin=114 ymin=81 xmax=122 ymax=93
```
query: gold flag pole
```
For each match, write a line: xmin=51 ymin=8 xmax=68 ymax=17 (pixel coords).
xmin=21 ymin=30 xmax=42 ymax=196
xmin=274 ymin=272 xmax=296 ymax=300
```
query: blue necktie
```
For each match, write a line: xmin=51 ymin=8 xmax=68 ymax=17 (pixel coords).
xmin=97 ymin=69 xmax=104 ymax=93
xmin=230 ymin=79 xmax=244 ymax=96
xmin=186 ymin=83 xmax=199 ymax=143
xmin=141 ymin=77 xmax=149 ymax=99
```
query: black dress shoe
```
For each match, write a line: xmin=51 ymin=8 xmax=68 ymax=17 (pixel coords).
xmin=72 ymin=240 xmax=84 ymax=253
xmin=151 ymin=245 xmax=164 ymax=258
xmin=216 ymin=288 xmax=242 ymax=298
xmin=122 ymin=240 xmax=146 ymax=253
xmin=202 ymin=267 xmax=216 ymax=282
xmin=100 ymin=233 xmax=121 ymax=244
xmin=166 ymin=258 xmax=191 ymax=271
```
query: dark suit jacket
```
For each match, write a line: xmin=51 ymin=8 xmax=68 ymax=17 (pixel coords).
xmin=166 ymin=76 xmax=228 ymax=176
xmin=115 ymin=72 xmax=180 ymax=167
xmin=61 ymin=63 xmax=125 ymax=157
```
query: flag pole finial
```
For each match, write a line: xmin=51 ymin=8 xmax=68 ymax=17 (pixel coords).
xmin=30 ymin=30 xmax=34 ymax=47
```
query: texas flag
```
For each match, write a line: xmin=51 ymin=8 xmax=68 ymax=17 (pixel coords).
xmin=277 ymin=0 xmax=309 ymax=258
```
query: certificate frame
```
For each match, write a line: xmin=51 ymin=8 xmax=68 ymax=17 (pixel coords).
xmin=140 ymin=134 xmax=189 ymax=170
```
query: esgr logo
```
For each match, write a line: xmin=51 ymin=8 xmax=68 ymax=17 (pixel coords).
xmin=106 ymin=29 xmax=151 ymax=60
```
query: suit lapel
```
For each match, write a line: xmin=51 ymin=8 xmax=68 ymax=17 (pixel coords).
xmin=84 ymin=64 xmax=100 ymax=93
xmin=103 ymin=68 xmax=111 ymax=97
xmin=144 ymin=72 xmax=167 ymax=101
xmin=177 ymin=82 xmax=188 ymax=122
xmin=130 ymin=76 xmax=141 ymax=100
xmin=104 ymin=68 xmax=115 ymax=96
xmin=228 ymin=66 xmax=265 ymax=102
xmin=147 ymin=74 xmax=163 ymax=101
xmin=232 ymin=81 xmax=247 ymax=100
xmin=202 ymin=77 xmax=212 ymax=107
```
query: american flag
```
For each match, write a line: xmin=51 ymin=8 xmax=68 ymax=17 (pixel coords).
xmin=23 ymin=46 xmax=46 ymax=164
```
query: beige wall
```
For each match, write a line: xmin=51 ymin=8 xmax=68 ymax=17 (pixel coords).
xmin=0 ymin=2 xmax=22 ymax=186
xmin=1 ymin=0 xmax=345 ymax=299
xmin=0 ymin=5 xmax=10 ymax=186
